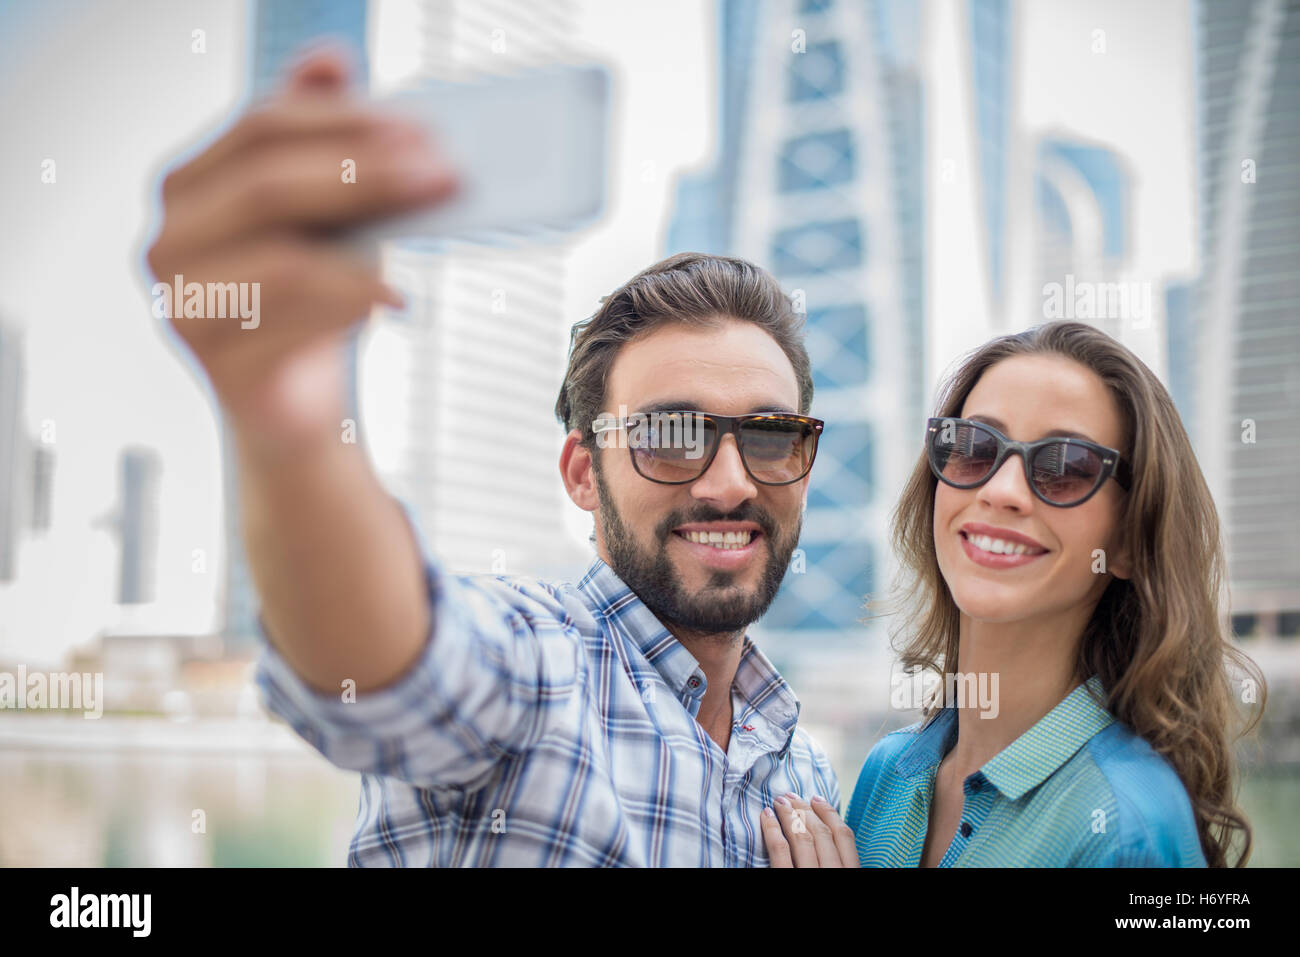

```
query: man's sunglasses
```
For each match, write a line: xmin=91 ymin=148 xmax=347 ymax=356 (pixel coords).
xmin=926 ymin=417 xmax=1132 ymax=507
xmin=592 ymin=411 xmax=824 ymax=486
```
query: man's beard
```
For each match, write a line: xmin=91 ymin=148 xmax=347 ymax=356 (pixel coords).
xmin=592 ymin=462 xmax=801 ymax=637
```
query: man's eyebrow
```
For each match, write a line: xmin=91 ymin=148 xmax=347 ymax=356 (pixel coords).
xmin=967 ymin=414 xmax=1098 ymax=443
xmin=634 ymin=401 xmax=797 ymax=416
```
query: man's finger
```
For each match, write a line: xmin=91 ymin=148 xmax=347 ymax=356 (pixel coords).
xmin=160 ymin=101 xmax=414 ymax=205
xmin=159 ymin=133 xmax=457 ymax=254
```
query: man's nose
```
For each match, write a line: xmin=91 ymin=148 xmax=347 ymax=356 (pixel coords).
xmin=691 ymin=435 xmax=758 ymax=510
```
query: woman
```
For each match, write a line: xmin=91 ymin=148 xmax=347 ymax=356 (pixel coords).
xmin=760 ymin=321 xmax=1265 ymax=867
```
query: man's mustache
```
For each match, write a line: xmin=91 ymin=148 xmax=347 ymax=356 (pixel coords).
xmin=654 ymin=506 xmax=777 ymax=543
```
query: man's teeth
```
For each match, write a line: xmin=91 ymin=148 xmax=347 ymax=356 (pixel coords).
xmin=682 ymin=530 xmax=755 ymax=549
xmin=968 ymin=533 xmax=1037 ymax=556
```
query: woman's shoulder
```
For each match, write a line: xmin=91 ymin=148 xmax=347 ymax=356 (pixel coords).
xmin=844 ymin=713 xmax=946 ymax=831
xmin=1079 ymin=721 xmax=1207 ymax=866
xmin=859 ymin=715 xmax=937 ymax=772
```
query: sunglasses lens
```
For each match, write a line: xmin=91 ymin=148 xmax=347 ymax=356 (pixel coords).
xmin=931 ymin=420 xmax=999 ymax=485
xmin=1031 ymin=442 xmax=1104 ymax=504
xmin=739 ymin=417 xmax=819 ymax=484
xmin=630 ymin=413 xmax=717 ymax=482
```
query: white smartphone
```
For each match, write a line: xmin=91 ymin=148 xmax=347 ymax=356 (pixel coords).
xmin=351 ymin=63 xmax=611 ymax=246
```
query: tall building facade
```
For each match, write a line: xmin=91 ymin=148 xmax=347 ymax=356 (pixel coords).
xmin=116 ymin=447 xmax=162 ymax=605
xmin=667 ymin=0 xmax=927 ymax=655
xmin=358 ymin=0 xmax=589 ymax=580
xmin=1193 ymin=0 xmax=1300 ymax=634
xmin=0 ymin=321 xmax=27 ymax=582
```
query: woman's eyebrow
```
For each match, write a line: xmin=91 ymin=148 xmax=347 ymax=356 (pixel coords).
xmin=967 ymin=413 xmax=1098 ymax=443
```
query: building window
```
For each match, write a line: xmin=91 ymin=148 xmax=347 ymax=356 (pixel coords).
xmin=808 ymin=304 xmax=869 ymax=390
xmin=806 ymin=422 xmax=872 ymax=509
xmin=789 ymin=41 xmax=844 ymax=102
xmin=762 ymin=539 xmax=873 ymax=633
xmin=779 ymin=129 xmax=856 ymax=192
xmin=1279 ymin=611 xmax=1300 ymax=639
xmin=771 ymin=219 xmax=863 ymax=275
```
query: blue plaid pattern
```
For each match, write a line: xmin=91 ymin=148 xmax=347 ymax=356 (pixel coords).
xmin=253 ymin=510 xmax=839 ymax=867
xmin=844 ymin=675 xmax=1207 ymax=866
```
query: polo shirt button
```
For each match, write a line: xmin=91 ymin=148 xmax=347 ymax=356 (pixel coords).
xmin=960 ymin=821 xmax=973 ymax=838
xmin=970 ymin=779 xmax=982 ymax=792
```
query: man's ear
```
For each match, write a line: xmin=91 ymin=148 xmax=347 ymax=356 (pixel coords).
xmin=560 ymin=430 xmax=599 ymax=512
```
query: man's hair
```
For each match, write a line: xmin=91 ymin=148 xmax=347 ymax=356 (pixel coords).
xmin=554 ymin=252 xmax=814 ymax=448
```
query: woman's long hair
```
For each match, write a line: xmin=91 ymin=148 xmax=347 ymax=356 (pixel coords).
xmin=878 ymin=320 xmax=1266 ymax=867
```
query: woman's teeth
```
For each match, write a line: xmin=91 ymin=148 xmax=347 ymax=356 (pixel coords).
xmin=681 ymin=530 xmax=754 ymax=550
xmin=967 ymin=533 xmax=1039 ymax=556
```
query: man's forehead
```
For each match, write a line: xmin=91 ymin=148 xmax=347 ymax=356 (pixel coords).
xmin=605 ymin=326 xmax=800 ymax=410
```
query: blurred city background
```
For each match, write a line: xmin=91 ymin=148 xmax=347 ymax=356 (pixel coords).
xmin=1 ymin=0 xmax=1297 ymax=866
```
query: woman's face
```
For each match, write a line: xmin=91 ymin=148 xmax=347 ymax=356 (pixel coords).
xmin=933 ymin=354 xmax=1131 ymax=629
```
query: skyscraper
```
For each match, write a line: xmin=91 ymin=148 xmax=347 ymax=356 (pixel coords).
xmin=116 ymin=447 xmax=163 ymax=605
xmin=667 ymin=0 xmax=928 ymax=654
xmin=0 ymin=321 xmax=27 ymax=582
xmin=357 ymin=0 xmax=589 ymax=580
xmin=1193 ymin=0 xmax=1300 ymax=634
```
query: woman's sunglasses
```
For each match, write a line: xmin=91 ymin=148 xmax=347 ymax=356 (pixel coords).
xmin=592 ymin=411 xmax=824 ymax=486
xmin=926 ymin=417 xmax=1131 ymax=507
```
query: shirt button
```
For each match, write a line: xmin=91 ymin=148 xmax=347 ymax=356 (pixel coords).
xmin=970 ymin=779 xmax=982 ymax=792
xmin=960 ymin=821 xmax=973 ymax=838
xmin=687 ymin=676 xmax=700 ymax=690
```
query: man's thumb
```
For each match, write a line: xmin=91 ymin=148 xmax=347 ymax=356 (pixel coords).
xmin=285 ymin=43 xmax=354 ymax=95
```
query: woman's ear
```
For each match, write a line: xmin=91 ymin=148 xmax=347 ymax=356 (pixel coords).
xmin=1107 ymin=540 xmax=1132 ymax=580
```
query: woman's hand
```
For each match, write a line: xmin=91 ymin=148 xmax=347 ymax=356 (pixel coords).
xmin=762 ymin=793 xmax=860 ymax=867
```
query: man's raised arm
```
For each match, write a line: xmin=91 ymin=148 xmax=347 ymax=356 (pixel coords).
xmin=146 ymin=49 xmax=460 ymax=695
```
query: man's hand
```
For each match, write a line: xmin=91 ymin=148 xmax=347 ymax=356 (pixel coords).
xmin=762 ymin=793 xmax=860 ymax=867
xmin=146 ymin=47 xmax=458 ymax=456
xmin=144 ymin=47 xmax=459 ymax=696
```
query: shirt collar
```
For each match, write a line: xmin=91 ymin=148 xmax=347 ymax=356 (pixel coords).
xmin=897 ymin=675 xmax=1114 ymax=800
xmin=576 ymin=557 xmax=801 ymax=753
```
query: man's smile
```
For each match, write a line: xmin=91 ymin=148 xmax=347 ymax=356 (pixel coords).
xmin=670 ymin=521 xmax=765 ymax=569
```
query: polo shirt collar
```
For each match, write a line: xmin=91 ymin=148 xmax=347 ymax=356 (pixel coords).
xmin=896 ymin=675 xmax=1114 ymax=800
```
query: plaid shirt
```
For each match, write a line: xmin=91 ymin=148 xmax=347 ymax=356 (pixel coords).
xmin=253 ymin=511 xmax=839 ymax=867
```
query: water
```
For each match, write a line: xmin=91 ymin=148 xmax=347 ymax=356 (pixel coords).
xmin=2 ymin=715 xmax=1295 ymax=867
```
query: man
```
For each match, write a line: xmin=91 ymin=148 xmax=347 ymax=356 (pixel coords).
xmin=148 ymin=48 xmax=854 ymax=866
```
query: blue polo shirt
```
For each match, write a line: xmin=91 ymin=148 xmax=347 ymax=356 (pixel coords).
xmin=844 ymin=675 xmax=1207 ymax=866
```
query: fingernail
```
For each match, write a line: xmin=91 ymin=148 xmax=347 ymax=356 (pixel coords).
xmin=775 ymin=796 xmax=790 ymax=808
xmin=762 ymin=807 xmax=775 ymax=819
xmin=811 ymin=794 xmax=825 ymax=804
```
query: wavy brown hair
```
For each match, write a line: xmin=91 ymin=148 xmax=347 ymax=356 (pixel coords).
xmin=879 ymin=320 xmax=1266 ymax=867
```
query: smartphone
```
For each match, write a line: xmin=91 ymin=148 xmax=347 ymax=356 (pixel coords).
xmin=351 ymin=63 xmax=611 ymax=247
